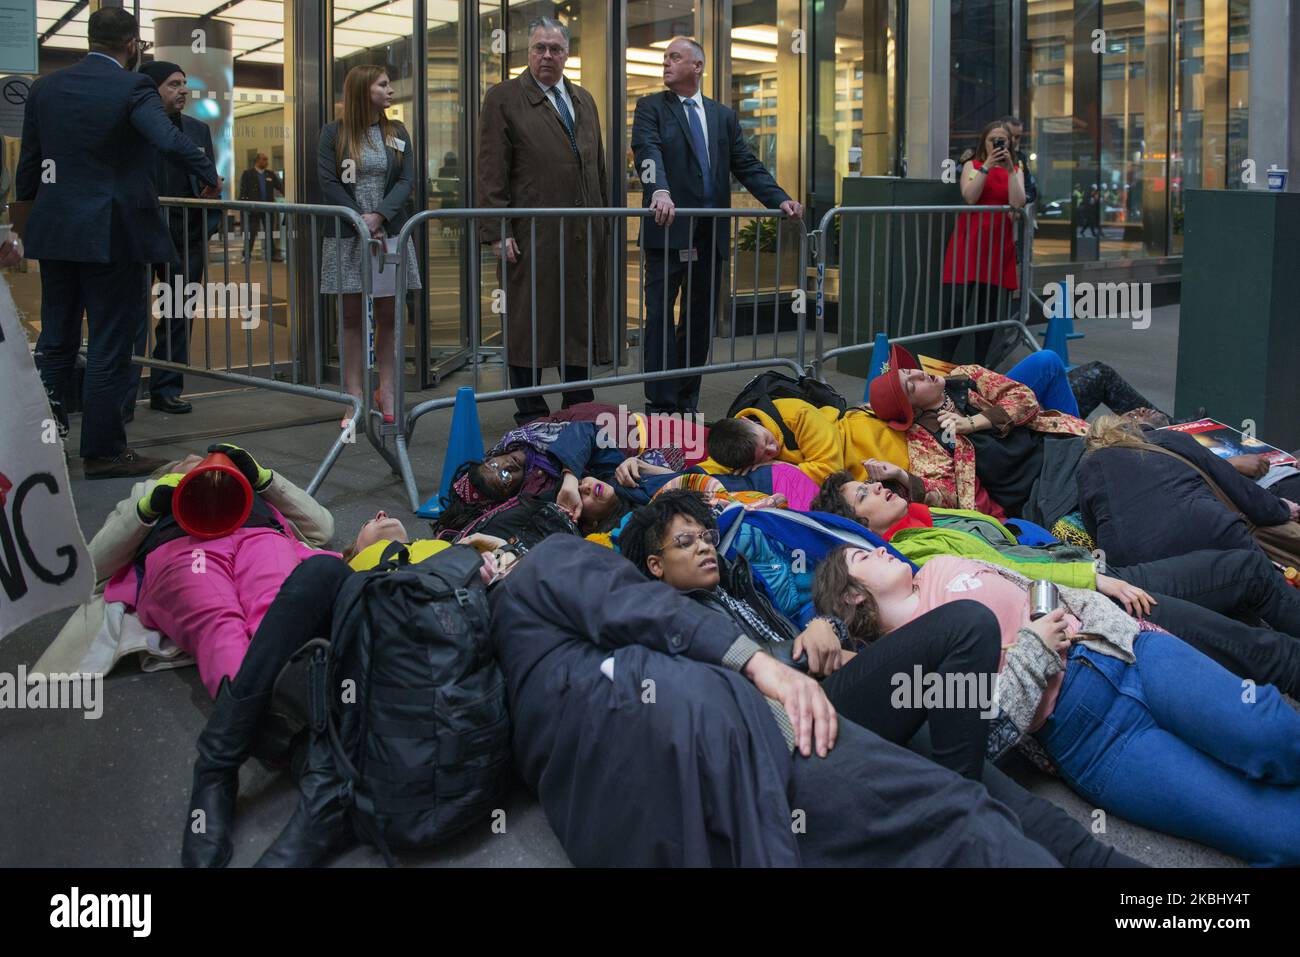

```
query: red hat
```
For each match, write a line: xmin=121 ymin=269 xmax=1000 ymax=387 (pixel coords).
xmin=867 ymin=343 xmax=921 ymax=430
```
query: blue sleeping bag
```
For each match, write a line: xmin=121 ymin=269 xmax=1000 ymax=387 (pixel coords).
xmin=716 ymin=507 xmax=917 ymax=628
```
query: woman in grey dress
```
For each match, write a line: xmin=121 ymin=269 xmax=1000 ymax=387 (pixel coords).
xmin=318 ymin=65 xmax=421 ymax=424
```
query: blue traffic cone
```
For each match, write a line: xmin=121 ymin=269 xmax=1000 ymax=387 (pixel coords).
xmin=1042 ymin=278 xmax=1085 ymax=340
xmin=1042 ymin=309 xmax=1073 ymax=369
xmin=862 ymin=332 xmax=892 ymax=402
xmin=417 ymin=386 xmax=485 ymax=518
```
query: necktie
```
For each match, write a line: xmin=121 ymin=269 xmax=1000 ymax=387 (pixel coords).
xmin=549 ymin=87 xmax=578 ymax=155
xmin=683 ymin=99 xmax=713 ymax=205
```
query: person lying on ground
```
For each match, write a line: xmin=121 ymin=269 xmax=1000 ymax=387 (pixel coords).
xmin=868 ymin=342 xmax=1088 ymax=524
xmin=814 ymin=544 xmax=1300 ymax=866
xmin=618 ymin=460 xmax=821 ymax=511
xmin=700 ymin=352 xmax=1156 ymax=490
xmin=1078 ymin=416 xmax=1300 ymax=568
xmin=80 ymin=444 xmax=335 ymax=698
xmin=701 ymin=395 xmax=908 ymax=485
xmin=489 ymin=531 xmax=1068 ymax=867
xmin=434 ymin=412 xmax=688 ymax=539
xmin=814 ymin=466 xmax=1300 ymax=698
xmin=1005 ymin=349 xmax=1171 ymax=422
xmin=182 ymin=522 xmax=528 ymax=868
xmin=532 ymin=495 xmax=1135 ymax=867
xmin=814 ymin=467 xmax=1112 ymax=591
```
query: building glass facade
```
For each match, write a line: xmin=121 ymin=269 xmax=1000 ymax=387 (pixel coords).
xmin=1008 ymin=0 xmax=1252 ymax=267
xmin=9 ymin=0 xmax=1260 ymax=386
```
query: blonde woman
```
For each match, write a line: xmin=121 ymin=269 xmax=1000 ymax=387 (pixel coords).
xmin=318 ymin=65 xmax=420 ymax=424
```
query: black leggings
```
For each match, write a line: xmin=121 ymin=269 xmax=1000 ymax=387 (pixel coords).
xmin=1112 ymin=548 xmax=1300 ymax=697
xmin=820 ymin=601 xmax=1001 ymax=781
xmin=820 ymin=601 xmax=1139 ymax=867
xmin=229 ymin=554 xmax=353 ymax=699
xmin=1067 ymin=360 xmax=1165 ymax=419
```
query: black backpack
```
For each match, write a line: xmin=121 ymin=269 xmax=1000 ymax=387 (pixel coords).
xmin=726 ymin=371 xmax=848 ymax=452
xmin=311 ymin=544 xmax=511 ymax=863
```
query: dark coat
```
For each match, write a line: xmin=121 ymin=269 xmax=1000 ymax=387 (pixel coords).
xmin=155 ymin=113 xmax=220 ymax=268
xmin=1076 ymin=428 xmax=1291 ymax=567
xmin=237 ymin=166 xmax=284 ymax=202
xmin=16 ymin=54 xmax=218 ymax=264
xmin=316 ymin=119 xmax=416 ymax=236
xmin=489 ymin=537 xmax=800 ymax=866
xmin=476 ymin=73 xmax=611 ymax=368
xmin=631 ymin=89 xmax=791 ymax=255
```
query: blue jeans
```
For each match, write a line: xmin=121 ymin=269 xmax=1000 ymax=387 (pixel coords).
xmin=1036 ymin=630 xmax=1300 ymax=866
xmin=1006 ymin=350 xmax=1080 ymax=417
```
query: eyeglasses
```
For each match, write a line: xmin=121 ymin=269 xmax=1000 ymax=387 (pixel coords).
xmin=662 ymin=528 xmax=720 ymax=552
xmin=531 ymin=43 xmax=567 ymax=57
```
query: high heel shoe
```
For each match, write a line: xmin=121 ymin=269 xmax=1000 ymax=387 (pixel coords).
xmin=373 ymin=389 xmax=395 ymax=425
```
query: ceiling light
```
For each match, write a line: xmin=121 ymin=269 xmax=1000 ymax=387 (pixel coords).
xmin=731 ymin=26 xmax=778 ymax=45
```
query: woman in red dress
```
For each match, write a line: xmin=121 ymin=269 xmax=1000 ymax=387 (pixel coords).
xmin=939 ymin=121 xmax=1026 ymax=364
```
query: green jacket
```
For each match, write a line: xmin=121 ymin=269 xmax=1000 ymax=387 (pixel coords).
xmin=891 ymin=508 xmax=1097 ymax=589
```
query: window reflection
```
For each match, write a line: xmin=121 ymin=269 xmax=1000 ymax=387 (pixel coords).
xmin=1099 ymin=0 xmax=1145 ymax=261
xmin=1023 ymin=0 xmax=1076 ymax=265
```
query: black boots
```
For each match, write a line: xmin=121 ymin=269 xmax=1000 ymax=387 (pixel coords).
xmin=181 ymin=677 xmax=272 ymax=868
xmin=254 ymin=723 xmax=349 ymax=867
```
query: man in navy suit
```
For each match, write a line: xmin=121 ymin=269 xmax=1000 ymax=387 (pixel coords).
xmin=16 ymin=8 xmax=221 ymax=478
xmin=121 ymin=60 xmax=221 ymax=419
xmin=631 ymin=37 xmax=802 ymax=415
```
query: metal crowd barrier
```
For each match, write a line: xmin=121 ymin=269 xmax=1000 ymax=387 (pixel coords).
xmin=809 ymin=204 xmax=1039 ymax=376
xmin=130 ymin=200 xmax=1041 ymax=513
xmin=379 ymin=207 xmax=810 ymax=512
xmin=136 ymin=198 xmax=382 ymax=494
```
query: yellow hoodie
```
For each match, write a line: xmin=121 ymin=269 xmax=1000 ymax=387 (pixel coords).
xmin=349 ymin=538 xmax=451 ymax=571
xmin=700 ymin=398 xmax=910 ymax=485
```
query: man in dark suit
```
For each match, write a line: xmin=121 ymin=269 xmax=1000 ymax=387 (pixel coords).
xmin=16 ymin=8 xmax=221 ymax=478
xmin=238 ymin=153 xmax=284 ymax=261
xmin=632 ymin=37 xmax=802 ymax=415
xmin=122 ymin=61 xmax=221 ymax=418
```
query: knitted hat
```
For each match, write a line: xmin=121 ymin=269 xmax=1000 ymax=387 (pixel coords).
xmin=141 ymin=61 xmax=185 ymax=87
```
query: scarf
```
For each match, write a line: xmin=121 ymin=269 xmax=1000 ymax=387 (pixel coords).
xmin=883 ymin=502 xmax=934 ymax=540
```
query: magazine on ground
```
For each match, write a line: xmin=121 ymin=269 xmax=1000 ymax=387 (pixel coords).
xmin=1160 ymin=418 xmax=1298 ymax=469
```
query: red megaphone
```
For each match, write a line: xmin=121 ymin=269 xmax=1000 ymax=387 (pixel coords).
xmin=173 ymin=452 xmax=254 ymax=539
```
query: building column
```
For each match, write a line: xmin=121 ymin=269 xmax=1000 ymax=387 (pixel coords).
xmin=904 ymin=0 xmax=948 ymax=179
xmin=287 ymin=1 xmax=330 ymax=382
xmin=1248 ymin=0 xmax=1300 ymax=191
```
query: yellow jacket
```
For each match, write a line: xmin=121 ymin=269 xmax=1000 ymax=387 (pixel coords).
xmin=701 ymin=398 xmax=909 ymax=484
xmin=349 ymin=538 xmax=451 ymax=571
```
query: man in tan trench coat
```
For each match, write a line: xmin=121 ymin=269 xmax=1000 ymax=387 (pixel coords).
xmin=477 ymin=17 xmax=611 ymax=425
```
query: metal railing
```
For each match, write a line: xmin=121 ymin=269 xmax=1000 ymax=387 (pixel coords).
xmin=135 ymin=198 xmax=382 ymax=494
xmin=379 ymin=206 xmax=810 ymax=511
xmin=124 ymin=199 xmax=1041 ymax=513
xmin=809 ymin=204 xmax=1038 ymax=376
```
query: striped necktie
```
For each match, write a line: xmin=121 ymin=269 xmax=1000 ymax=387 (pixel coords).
xmin=549 ymin=87 xmax=578 ymax=155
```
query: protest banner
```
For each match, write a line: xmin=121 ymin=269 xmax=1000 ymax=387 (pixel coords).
xmin=0 ymin=276 xmax=94 ymax=640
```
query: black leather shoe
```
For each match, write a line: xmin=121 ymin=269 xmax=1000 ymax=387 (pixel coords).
xmin=84 ymin=448 xmax=169 ymax=479
xmin=150 ymin=395 xmax=193 ymax=414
